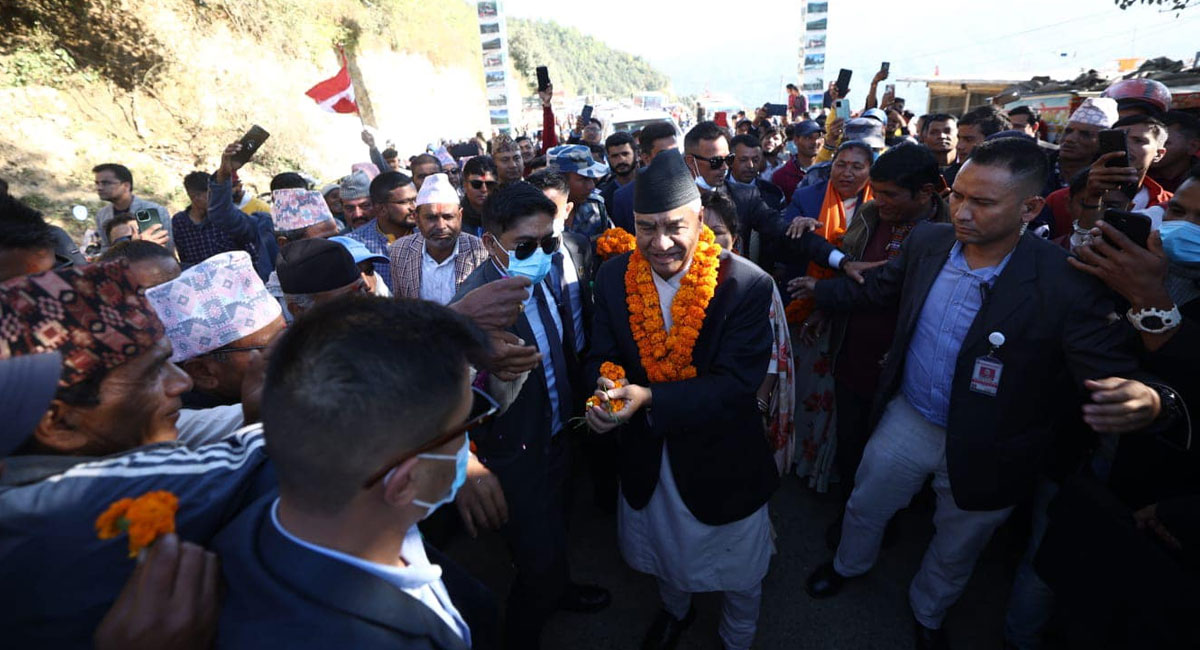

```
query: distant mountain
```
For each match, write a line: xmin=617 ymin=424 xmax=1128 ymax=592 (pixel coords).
xmin=507 ymin=18 xmax=670 ymax=97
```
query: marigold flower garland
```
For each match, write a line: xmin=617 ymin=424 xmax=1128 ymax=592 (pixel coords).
xmin=596 ymin=227 xmax=637 ymax=261
xmin=625 ymin=225 xmax=721 ymax=383
xmin=585 ymin=361 xmax=627 ymax=412
xmin=95 ymin=490 xmax=179 ymax=557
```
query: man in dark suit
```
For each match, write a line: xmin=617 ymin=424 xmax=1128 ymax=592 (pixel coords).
xmin=212 ymin=297 xmax=498 ymax=649
xmin=794 ymin=137 xmax=1167 ymax=649
xmin=451 ymin=182 xmax=610 ymax=650
xmin=586 ymin=150 xmax=779 ymax=650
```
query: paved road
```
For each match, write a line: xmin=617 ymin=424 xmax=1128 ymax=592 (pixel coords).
xmin=442 ymin=468 xmax=1025 ymax=650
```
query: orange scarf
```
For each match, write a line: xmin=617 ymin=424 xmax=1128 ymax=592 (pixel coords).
xmin=785 ymin=181 xmax=872 ymax=324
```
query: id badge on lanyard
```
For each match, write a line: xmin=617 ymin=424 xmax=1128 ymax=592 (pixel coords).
xmin=970 ymin=331 xmax=1006 ymax=397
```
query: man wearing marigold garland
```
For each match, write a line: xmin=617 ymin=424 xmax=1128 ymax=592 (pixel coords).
xmin=585 ymin=149 xmax=779 ymax=650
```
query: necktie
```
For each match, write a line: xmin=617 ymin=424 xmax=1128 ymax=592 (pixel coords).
xmin=533 ymin=284 xmax=572 ymax=429
xmin=549 ymin=252 xmax=580 ymax=355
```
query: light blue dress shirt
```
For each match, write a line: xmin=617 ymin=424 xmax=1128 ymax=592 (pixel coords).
xmin=902 ymin=242 xmax=1014 ymax=428
xmin=522 ymin=279 xmax=565 ymax=436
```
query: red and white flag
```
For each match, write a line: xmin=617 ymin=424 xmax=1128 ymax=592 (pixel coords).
xmin=305 ymin=53 xmax=358 ymax=114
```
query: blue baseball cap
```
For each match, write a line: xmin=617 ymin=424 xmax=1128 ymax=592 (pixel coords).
xmin=547 ymin=145 xmax=609 ymax=179
xmin=862 ymin=108 xmax=888 ymax=125
xmin=794 ymin=120 xmax=824 ymax=137
xmin=330 ymin=236 xmax=389 ymax=265
xmin=0 ymin=352 xmax=62 ymax=457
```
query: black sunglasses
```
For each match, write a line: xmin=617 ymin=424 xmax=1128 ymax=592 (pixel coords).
xmin=362 ymin=386 xmax=499 ymax=488
xmin=689 ymin=153 xmax=736 ymax=169
xmin=511 ymin=234 xmax=560 ymax=260
xmin=469 ymin=179 xmax=498 ymax=190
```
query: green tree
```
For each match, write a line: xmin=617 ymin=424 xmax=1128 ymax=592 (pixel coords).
xmin=507 ymin=18 xmax=669 ymax=98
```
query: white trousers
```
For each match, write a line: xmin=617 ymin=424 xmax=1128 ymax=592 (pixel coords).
xmin=833 ymin=395 xmax=1013 ymax=629
xmin=659 ymin=579 xmax=762 ymax=650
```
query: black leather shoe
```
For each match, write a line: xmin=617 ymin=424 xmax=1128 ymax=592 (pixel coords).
xmin=558 ymin=583 xmax=611 ymax=613
xmin=913 ymin=617 xmax=949 ymax=650
xmin=805 ymin=561 xmax=848 ymax=598
xmin=640 ymin=607 xmax=695 ymax=650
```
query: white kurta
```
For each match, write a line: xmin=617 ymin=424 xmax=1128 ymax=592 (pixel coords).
xmin=617 ymin=263 xmax=774 ymax=593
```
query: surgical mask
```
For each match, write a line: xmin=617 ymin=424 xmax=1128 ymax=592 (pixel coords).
xmin=505 ymin=247 xmax=552 ymax=285
xmin=411 ymin=436 xmax=470 ymax=518
xmin=1160 ymin=220 xmax=1200 ymax=265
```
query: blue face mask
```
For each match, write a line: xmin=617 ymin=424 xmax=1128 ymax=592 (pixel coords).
xmin=411 ymin=436 xmax=470 ymax=518
xmin=1160 ymin=220 xmax=1200 ymax=265
xmin=505 ymin=248 xmax=553 ymax=285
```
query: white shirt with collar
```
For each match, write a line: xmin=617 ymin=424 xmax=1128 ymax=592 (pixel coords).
xmin=501 ymin=260 xmax=566 ymax=436
xmin=557 ymin=242 xmax=585 ymax=352
xmin=270 ymin=499 xmax=470 ymax=645
xmin=420 ymin=239 xmax=461 ymax=305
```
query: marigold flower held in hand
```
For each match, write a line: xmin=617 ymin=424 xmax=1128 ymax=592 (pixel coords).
xmin=586 ymin=362 xmax=627 ymax=413
xmin=94 ymin=491 xmax=179 ymax=558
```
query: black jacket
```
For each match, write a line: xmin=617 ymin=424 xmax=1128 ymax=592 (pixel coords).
xmin=213 ymin=496 xmax=498 ymax=650
xmin=815 ymin=223 xmax=1146 ymax=510
xmin=586 ymin=250 xmax=779 ymax=525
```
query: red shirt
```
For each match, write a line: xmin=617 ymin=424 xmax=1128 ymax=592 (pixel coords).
xmin=771 ymin=158 xmax=807 ymax=203
xmin=1047 ymin=174 xmax=1173 ymax=239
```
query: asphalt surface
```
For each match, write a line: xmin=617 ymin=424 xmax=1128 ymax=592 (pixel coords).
xmin=442 ymin=462 xmax=1025 ymax=650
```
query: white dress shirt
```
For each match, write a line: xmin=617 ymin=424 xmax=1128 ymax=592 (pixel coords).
xmin=270 ymin=499 xmax=470 ymax=644
xmin=419 ymin=240 xmax=460 ymax=305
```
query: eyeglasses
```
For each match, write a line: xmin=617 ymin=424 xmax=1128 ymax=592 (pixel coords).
xmin=511 ymin=234 xmax=560 ymax=260
xmin=689 ymin=153 xmax=736 ymax=169
xmin=202 ymin=344 xmax=268 ymax=360
xmin=468 ymin=179 xmax=498 ymax=190
xmin=362 ymin=386 xmax=499 ymax=488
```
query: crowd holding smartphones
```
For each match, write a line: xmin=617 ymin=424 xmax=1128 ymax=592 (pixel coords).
xmin=0 ymin=58 xmax=1199 ymax=650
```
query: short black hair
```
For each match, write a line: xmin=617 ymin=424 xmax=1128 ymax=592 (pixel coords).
xmin=369 ymin=170 xmax=414 ymax=204
xmin=183 ymin=171 xmax=211 ymax=194
xmin=1007 ymin=105 xmax=1040 ymax=124
xmin=525 ymin=169 xmax=568 ymax=195
xmin=959 ymin=105 xmax=1012 ymax=137
xmin=730 ymin=134 xmax=762 ymax=151
xmin=605 ymin=131 xmax=636 ymax=152
xmin=1113 ymin=114 xmax=1169 ymax=145
xmin=587 ymin=117 xmax=602 ymax=128
xmin=381 ymin=148 xmax=398 ymax=160
xmin=92 ymin=163 xmax=133 ymax=190
xmin=870 ymin=143 xmax=941 ymax=195
xmin=702 ymin=188 xmax=739 ymax=238
xmin=514 ymin=135 xmax=531 ymax=144
xmin=965 ymin=137 xmax=1049 ymax=196
xmin=270 ymin=172 xmax=308 ymax=192
xmin=262 ymin=296 xmax=488 ymax=513
xmin=0 ymin=195 xmax=55 ymax=252
xmin=411 ymin=153 xmax=440 ymax=168
xmin=98 ymin=239 xmax=175 ymax=264
xmin=481 ymin=181 xmax=557 ymax=235
xmin=784 ymin=123 xmax=796 ymax=139
xmin=1162 ymin=110 xmax=1200 ymax=140
xmin=103 ymin=214 xmax=137 ymax=242
xmin=786 ymin=83 xmax=798 ymax=91
xmin=923 ymin=113 xmax=957 ymax=134
xmin=684 ymin=121 xmax=727 ymax=153
xmin=588 ymin=143 xmax=607 ymax=161
xmin=463 ymin=155 xmax=497 ymax=178
xmin=638 ymin=122 xmax=678 ymax=152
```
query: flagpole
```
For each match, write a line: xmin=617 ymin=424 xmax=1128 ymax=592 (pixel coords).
xmin=338 ymin=44 xmax=369 ymax=132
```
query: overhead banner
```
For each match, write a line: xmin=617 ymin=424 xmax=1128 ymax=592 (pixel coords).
xmin=799 ymin=0 xmax=828 ymax=110
xmin=477 ymin=1 xmax=519 ymax=134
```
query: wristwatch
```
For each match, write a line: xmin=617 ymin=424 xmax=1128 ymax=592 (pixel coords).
xmin=1125 ymin=304 xmax=1182 ymax=334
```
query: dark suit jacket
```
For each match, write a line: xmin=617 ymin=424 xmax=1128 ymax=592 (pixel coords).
xmin=815 ymin=223 xmax=1145 ymax=510
xmin=586 ymin=250 xmax=780 ymax=525
xmin=453 ymin=263 xmax=567 ymax=470
xmin=213 ymin=496 xmax=498 ymax=650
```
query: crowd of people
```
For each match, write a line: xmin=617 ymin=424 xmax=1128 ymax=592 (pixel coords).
xmin=0 ymin=63 xmax=1198 ymax=650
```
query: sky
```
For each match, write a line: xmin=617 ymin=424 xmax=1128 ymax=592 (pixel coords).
xmin=500 ymin=0 xmax=1200 ymax=114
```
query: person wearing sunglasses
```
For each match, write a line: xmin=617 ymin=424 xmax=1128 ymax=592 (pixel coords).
xmin=461 ymin=155 xmax=498 ymax=237
xmin=454 ymin=181 xmax=612 ymax=649
xmin=212 ymin=296 xmax=499 ymax=650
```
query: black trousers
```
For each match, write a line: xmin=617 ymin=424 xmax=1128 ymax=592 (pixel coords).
xmin=834 ymin=379 xmax=876 ymax=504
xmin=492 ymin=433 xmax=570 ymax=650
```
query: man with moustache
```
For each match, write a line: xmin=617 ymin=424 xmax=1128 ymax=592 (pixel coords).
xmin=348 ymin=171 xmax=419 ymax=293
xmin=599 ymin=132 xmax=638 ymax=216
xmin=390 ymin=173 xmax=488 ymax=305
